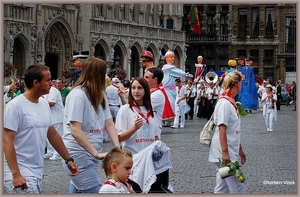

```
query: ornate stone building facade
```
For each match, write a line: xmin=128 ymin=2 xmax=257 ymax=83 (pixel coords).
xmin=4 ymin=4 xmax=185 ymax=80
xmin=183 ymin=4 xmax=296 ymax=83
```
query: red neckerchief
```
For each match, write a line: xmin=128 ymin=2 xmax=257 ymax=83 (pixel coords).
xmin=132 ymin=103 xmax=151 ymax=124
xmin=150 ymin=83 xmax=175 ymax=120
xmin=111 ymin=83 xmax=119 ymax=88
xmin=219 ymin=92 xmax=237 ymax=109
xmin=103 ymin=180 xmax=132 ymax=190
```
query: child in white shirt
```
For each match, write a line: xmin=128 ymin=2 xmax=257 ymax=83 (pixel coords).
xmin=99 ymin=147 xmax=135 ymax=193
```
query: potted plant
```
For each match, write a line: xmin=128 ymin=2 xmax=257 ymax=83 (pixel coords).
xmin=207 ymin=32 xmax=216 ymax=38
xmin=218 ymin=54 xmax=229 ymax=59
xmin=107 ymin=67 xmax=127 ymax=81
xmin=62 ymin=67 xmax=75 ymax=79
xmin=206 ymin=10 xmax=216 ymax=16
xmin=263 ymin=56 xmax=274 ymax=62
xmin=264 ymin=34 xmax=274 ymax=39
xmin=219 ymin=10 xmax=229 ymax=15
xmin=206 ymin=55 xmax=216 ymax=59
xmin=286 ymin=42 xmax=295 ymax=47
xmin=253 ymin=56 xmax=259 ymax=61
xmin=250 ymin=35 xmax=259 ymax=39
xmin=237 ymin=35 xmax=247 ymax=40
xmin=201 ymin=32 xmax=207 ymax=37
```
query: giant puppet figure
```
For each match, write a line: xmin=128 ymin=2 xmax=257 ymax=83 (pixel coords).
xmin=238 ymin=55 xmax=258 ymax=113
xmin=161 ymin=50 xmax=189 ymax=125
xmin=194 ymin=55 xmax=207 ymax=82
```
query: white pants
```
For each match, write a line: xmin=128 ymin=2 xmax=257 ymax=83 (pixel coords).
xmin=47 ymin=123 xmax=63 ymax=157
xmin=213 ymin=162 xmax=246 ymax=193
xmin=194 ymin=98 xmax=198 ymax=114
xmin=173 ymin=104 xmax=186 ymax=127
xmin=264 ymin=108 xmax=275 ymax=131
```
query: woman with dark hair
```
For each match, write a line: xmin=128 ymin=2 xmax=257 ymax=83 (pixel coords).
xmin=116 ymin=77 xmax=159 ymax=154
xmin=62 ymin=57 xmax=120 ymax=193
xmin=115 ymin=77 xmax=169 ymax=193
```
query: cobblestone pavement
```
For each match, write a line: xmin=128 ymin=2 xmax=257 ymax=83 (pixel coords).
xmin=42 ymin=105 xmax=297 ymax=194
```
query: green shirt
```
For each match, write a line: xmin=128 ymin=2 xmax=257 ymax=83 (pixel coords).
xmin=61 ymin=87 xmax=71 ymax=106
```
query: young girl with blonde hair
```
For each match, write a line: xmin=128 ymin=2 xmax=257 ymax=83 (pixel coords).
xmin=99 ymin=147 xmax=135 ymax=193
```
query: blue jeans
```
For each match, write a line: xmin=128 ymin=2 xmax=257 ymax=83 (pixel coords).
xmin=68 ymin=183 xmax=100 ymax=193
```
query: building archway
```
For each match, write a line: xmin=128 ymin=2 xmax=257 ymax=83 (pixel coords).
xmin=130 ymin=46 xmax=140 ymax=78
xmin=44 ymin=21 xmax=73 ymax=79
xmin=174 ymin=46 xmax=183 ymax=69
xmin=94 ymin=39 xmax=109 ymax=61
xmin=45 ymin=53 xmax=58 ymax=79
xmin=13 ymin=36 xmax=27 ymax=78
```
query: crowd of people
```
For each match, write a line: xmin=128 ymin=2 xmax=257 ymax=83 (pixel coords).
xmin=3 ymin=50 xmax=297 ymax=194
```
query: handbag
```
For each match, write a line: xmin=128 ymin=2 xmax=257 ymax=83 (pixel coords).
xmin=199 ymin=112 xmax=216 ymax=146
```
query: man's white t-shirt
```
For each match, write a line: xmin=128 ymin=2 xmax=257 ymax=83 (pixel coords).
xmin=175 ymin=85 xmax=187 ymax=106
xmin=116 ymin=104 xmax=160 ymax=154
xmin=4 ymin=95 xmax=52 ymax=179
xmin=209 ymin=98 xmax=241 ymax=163
xmin=150 ymin=89 xmax=165 ymax=129
xmin=105 ymin=85 xmax=121 ymax=106
xmin=44 ymin=86 xmax=64 ymax=124
xmin=62 ymin=86 xmax=112 ymax=154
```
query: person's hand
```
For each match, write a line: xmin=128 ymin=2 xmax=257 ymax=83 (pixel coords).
xmin=9 ymin=79 xmax=16 ymax=92
xmin=12 ymin=174 xmax=28 ymax=190
xmin=221 ymin=152 xmax=231 ymax=165
xmin=239 ymin=150 xmax=247 ymax=165
xmin=242 ymin=75 xmax=246 ymax=80
xmin=67 ymin=162 xmax=79 ymax=176
xmin=117 ymin=88 xmax=124 ymax=97
xmin=134 ymin=116 xmax=143 ymax=130
xmin=240 ymin=153 xmax=246 ymax=165
xmin=95 ymin=152 xmax=107 ymax=160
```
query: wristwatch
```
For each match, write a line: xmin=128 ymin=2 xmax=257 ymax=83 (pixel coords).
xmin=65 ymin=157 xmax=74 ymax=164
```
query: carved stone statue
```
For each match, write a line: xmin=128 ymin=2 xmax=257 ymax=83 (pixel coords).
xmin=9 ymin=32 xmax=14 ymax=53
xmin=202 ymin=13 xmax=208 ymax=28
xmin=226 ymin=12 xmax=233 ymax=27
xmin=213 ymin=13 xmax=221 ymax=26
xmin=31 ymin=32 xmax=37 ymax=51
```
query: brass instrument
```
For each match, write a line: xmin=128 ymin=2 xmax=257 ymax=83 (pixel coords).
xmin=205 ymin=71 xmax=218 ymax=84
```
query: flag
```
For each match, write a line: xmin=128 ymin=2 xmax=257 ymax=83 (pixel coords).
xmin=187 ymin=4 xmax=201 ymax=35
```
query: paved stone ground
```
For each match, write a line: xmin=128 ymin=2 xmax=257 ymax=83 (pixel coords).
xmin=42 ymin=105 xmax=297 ymax=194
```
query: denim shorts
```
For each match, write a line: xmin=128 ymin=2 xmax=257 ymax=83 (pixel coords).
xmin=68 ymin=182 xmax=100 ymax=193
xmin=62 ymin=152 xmax=102 ymax=192
xmin=4 ymin=176 xmax=42 ymax=193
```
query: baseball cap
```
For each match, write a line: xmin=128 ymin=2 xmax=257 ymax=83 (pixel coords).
xmin=111 ymin=77 xmax=120 ymax=83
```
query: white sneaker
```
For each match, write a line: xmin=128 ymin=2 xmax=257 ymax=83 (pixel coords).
xmin=44 ymin=153 xmax=52 ymax=159
xmin=49 ymin=155 xmax=61 ymax=160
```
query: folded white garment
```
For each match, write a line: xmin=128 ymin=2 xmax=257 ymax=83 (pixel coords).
xmin=129 ymin=140 xmax=172 ymax=193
